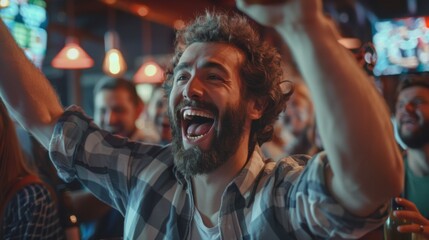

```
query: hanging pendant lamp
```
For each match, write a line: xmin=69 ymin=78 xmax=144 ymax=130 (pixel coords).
xmin=51 ymin=36 xmax=94 ymax=69
xmin=103 ymin=30 xmax=127 ymax=77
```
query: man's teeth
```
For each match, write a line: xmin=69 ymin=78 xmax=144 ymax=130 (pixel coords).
xmin=403 ymin=118 xmax=416 ymax=124
xmin=182 ymin=109 xmax=214 ymax=120
xmin=187 ymin=133 xmax=206 ymax=140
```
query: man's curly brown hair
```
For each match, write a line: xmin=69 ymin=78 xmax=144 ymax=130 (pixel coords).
xmin=164 ymin=10 xmax=293 ymax=150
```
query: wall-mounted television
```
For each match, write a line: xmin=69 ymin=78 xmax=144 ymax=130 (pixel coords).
xmin=372 ymin=16 xmax=429 ymax=76
xmin=0 ymin=0 xmax=47 ymax=69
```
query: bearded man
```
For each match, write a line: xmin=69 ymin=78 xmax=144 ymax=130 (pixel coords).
xmin=0 ymin=0 xmax=403 ymax=238
xmin=392 ymin=75 xmax=429 ymax=237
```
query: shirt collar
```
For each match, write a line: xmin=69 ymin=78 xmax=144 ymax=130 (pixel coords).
xmin=172 ymin=146 xmax=266 ymax=195
xmin=230 ymin=145 xmax=266 ymax=205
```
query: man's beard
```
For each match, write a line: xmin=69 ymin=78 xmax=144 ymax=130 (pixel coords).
xmin=398 ymin=120 xmax=429 ymax=149
xmin=169 ymin=99 xmax=246 ymax=177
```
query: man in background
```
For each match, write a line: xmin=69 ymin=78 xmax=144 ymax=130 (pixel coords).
xmin=71 ymin=77 xmax=159 ymax=239
xmin=281 ymin=81 xmax=316 ymax=155
xmin=93 ymin=77 xmax=159 ymax=143
xmin=262 ymin=81 xmax=318 ymax=160
xmin=393 ymin=75 xmax=429 ymax=236
xmin=145 ymin=86 xmax=172 ymax=145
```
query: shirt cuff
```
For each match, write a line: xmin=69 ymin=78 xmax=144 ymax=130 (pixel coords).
xmin=48 ymin=105 xmax=92 ymax=182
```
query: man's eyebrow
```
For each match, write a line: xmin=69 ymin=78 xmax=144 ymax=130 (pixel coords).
xmin=173 ymin=62 xmax=190 ymax=75
xmin=200 ymin=61 xmax=229 ymax=74
xmin=173 ymin=61 xmax=230 ymax=75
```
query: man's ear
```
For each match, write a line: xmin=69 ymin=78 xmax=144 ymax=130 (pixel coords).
xmin=248 ymin=98 xmax=266 ymax=120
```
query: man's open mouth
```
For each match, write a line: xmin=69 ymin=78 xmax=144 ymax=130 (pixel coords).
xmin=181 ymin=107 xmax=216 ymax=148
xmin=401 ymin=116 xmax=419 ymax=130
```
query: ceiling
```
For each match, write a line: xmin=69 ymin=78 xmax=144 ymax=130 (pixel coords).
xmin=49 ymin=0 xmax=429 ymax=36
xmin=15 ymin=0 xmax=424 ymax=110
xmin=42 ymin=0 xmax=429 ymax=76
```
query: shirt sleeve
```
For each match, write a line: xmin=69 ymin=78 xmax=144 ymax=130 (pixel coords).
xmin=287 ymin=152 xmax=388 ymax=239
xmin=48 ymin=106 xmax=172 ymax=214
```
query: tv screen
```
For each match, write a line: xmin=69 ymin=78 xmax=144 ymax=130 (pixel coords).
xmin=0 ymin=0 xmax=47 ymax=69
xmin=372 ymin=16 xmax=429 ymax=76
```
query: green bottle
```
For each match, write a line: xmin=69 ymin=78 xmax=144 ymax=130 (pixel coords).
xmin=384 ymin=198 xmax=412 ymax=240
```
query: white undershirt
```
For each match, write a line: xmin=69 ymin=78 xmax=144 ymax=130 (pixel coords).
xmin=190 ymin=210 xmax=220 ymax=240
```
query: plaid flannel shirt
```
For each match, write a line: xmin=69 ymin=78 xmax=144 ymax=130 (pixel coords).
xmin=49 ymin=106 xmax=387 ymax=239
xmin=2 ymin=184 xmax=65 ymax=239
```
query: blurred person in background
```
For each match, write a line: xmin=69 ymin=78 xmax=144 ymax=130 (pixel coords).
xmin=145 ymin=86 xmax=172 ymax=145
xmin=281 ymin=81 xmax=315 ymax=155
xmin=0 ymin=100 xmax=64 ymax=239
xmin=69 ymin=77 xmax=160 ymax=240
xmin=392 ymin=75 xmax=429 ymax=237
xmin=262 ymin=80 xmax=319 ymax=160
xmin=93 ymin=77 xmax=159 ymax=143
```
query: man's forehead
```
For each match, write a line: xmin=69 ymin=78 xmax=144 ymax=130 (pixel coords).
xmin=398 ymin=86 xmax=429 ymax=100
xmin=95 ymin=88 xmax=133 ymax=104
xmin=176 ymin=42 xmax=244 ymax=69
xmin=96 ymin=88 xmax=131 ymax=97
xmin=400 ymin=86 xmax=429 ymax=95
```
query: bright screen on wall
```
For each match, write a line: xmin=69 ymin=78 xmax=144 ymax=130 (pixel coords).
xmin=372 ymin=16 xmax=429 ymax=76
xmin=0 ymin=0 xmax=47 ymax=69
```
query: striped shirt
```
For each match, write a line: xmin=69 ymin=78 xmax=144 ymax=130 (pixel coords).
xmin=49 ymin=106 xmax=387 ymax=239
xmin=2 ymin=184 xmax=65 ymax=239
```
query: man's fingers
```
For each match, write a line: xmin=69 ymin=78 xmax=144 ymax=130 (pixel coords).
xmin=397 ymin=224 xmax=426 ymax=234
xmin=394 ymin=210 xmax=424 ymax=223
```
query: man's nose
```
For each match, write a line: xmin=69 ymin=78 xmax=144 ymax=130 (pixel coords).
xmin=183 ymin=76 xmax=204 ymax=100
xmin=404 ymin=102 xmax=416 ymax=113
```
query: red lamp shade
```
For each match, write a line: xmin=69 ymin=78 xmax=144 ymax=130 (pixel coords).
xmin=133 ymin=60 xmax=164 ymax=84
xmin=51 ymin=37 xmax=94 ymax=69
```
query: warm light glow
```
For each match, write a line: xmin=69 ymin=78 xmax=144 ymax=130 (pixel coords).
xmin=69 ymin=214 xmax=77 ymax=224
xmin=173 ymin=19 xmax=185 ymax=30
xmin=0 ymin=0 xmax=10 ymax=8
xmin=103 ymin=30 xmax=127 ymax=77
xmin=134 ymin=60 xmax=164 ymax=84
xmin=104 ymin=0 xmax=116 ymax=5
xmin=144 ymin=64 xmax=157 ymax=77
xmin=66 ymin=47 xmax=79 ymax=60
xmin=136 ymin=84 xmax=154 ymax=103
xmin=137 ymin=6 xmax=149 ymax=16
xmin=51 ymin=40 xmax=94 ymax=69
xmin=338 ymin=38 xmax=362 ymax=49
xmin=108 ymin=50 xmax=121 ymax=74
xmin=103 ymin=48 xmax=127 ymax=77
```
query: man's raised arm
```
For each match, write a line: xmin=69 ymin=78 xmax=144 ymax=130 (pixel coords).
xmin=237 ymin=0 xmax=403 ymax=217
xmin=0 ymin=19 xmax=64 ymax=148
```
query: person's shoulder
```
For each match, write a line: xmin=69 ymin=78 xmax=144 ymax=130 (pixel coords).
xmin=5 ymin=184 xmax=65 ymax=239
xmin=257 ymin=155 xmax=308 ymax=188
xmin=288 ymin=154 xmax=312 ymax=166
xmin=14 ymin=183 xmax=54 ymax=203
xmin=268 ymin=152 xmax=326 ymax=175
xmin=262 ymin=155 xmax=309 ymax=176
xmin=276 ymin=154 xmax=311 ymax=167
xmin=6 ymin=183 xmax=55 ymax=215
xmin=261 ymin=152 xmax=328 ymax=187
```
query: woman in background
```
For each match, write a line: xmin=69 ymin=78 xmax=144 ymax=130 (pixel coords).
xmin=0 ymin=100 xmax=64 ymax=239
